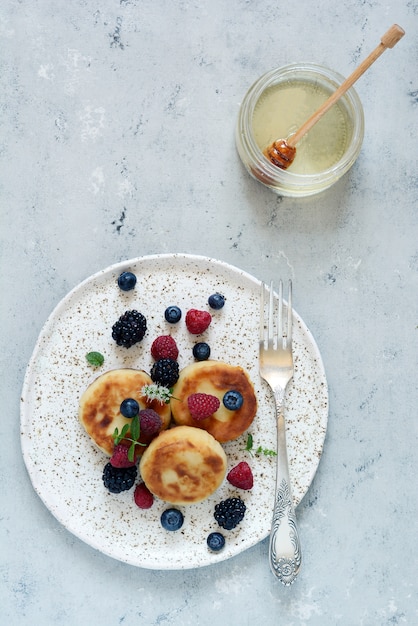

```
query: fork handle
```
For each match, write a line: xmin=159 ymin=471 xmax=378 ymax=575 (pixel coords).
xmin=269 ymin=392 xmax=302 ymax=585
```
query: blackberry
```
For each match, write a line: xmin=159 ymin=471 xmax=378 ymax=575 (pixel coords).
xmin=112 ymin=310 xmax=147 ymax=348
xmin=102 ymin=462 xmax=137 ymax=493
xmin=150 ymin=358 xmax=179 ymax=387
xmin=214 ymin=497 xmax=246 ymax=530
xmin=192 ymin=342 xmax=211 ymax=361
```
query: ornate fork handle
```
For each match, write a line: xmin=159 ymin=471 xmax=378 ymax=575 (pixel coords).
xmin=269 ymin=387 xmax=302 ymax=585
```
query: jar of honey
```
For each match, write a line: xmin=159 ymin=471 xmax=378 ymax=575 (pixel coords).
xmin=236 ymin=63 xmax=365 ymax=197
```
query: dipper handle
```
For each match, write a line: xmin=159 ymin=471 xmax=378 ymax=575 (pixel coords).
xmin=287 ymin=24 xmax=405 ymax=148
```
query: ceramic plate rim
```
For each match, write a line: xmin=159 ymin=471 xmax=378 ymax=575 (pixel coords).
xmin=20 ymin=253 xmax=328 ymax=570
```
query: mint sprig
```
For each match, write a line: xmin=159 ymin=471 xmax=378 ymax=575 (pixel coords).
xmin=255 ymin=445 xmax=277 ymax=457
xmin=113 ymin=415 xmax=146 ymax=461
xmin=244 ymin=433 xmax=277 ymax=457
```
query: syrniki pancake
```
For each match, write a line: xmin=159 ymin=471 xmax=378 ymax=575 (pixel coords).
xmin=78 ymin=368 xmax=171 ymax=456
xmin=140 ymin=425 xmax=227 ymax=505
xmin=170 ymin=360 xmax=257 ymax=442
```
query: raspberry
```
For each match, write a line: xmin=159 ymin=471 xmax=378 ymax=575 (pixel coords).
xmin=227 ymin=461 xmax=253 ymax=490
xmin=150 ymin=358 xmax=180 ymax=387
xmin=214 ymin=497 xmax=246 ymax=530
xmin=187 ymin=393 xmax=220 ymax=421
xmin=185 ymin=309 xmax=212 ymax=334
xmin=134 ymin=482 xmax=154 ymax=509
xmin=151 ymin=335 xmax=179 ymax=361
xmin=139 ymin=408 xmax=163 ymax=437
xmin=110 ymin=444 xmax=136 ymax=468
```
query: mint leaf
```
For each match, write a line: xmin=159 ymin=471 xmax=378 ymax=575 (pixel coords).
xmin=128 ymin=442 xmax=136 ymax=462
xmin=113 ymin=423 xmax=130 ymax=445
xmin=112 ymin=414 xmax=145 ymax=459
xmin=120 ymin=424 xmax=130 ymax=439
xmin=130 ymin=416 xmax=140 ymax=441
xmin=245 ymin=433 xmax=254 ymax=451
xmin=86 ymin=351 xmax=104 ymax=367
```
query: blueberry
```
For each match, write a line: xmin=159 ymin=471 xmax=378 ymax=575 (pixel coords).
xmin=164 ymin=306 xmax=182 ymax=324
xmin=207 ymin=532 xmax=225 ymax=552
xmin=208 ymin=293 xmax=225 ymax=310
xmin=120 ymin=398 xmax=139 ymax=418
xmin=161 ymin=508 xmax=184 ymax=531
xmin=192 ymin=342 xmax=211 ymax=361
xmin=222 ymin=390 xmax=243 ymax=411
xmin=117 ymin=271 xmax=137 ymax=291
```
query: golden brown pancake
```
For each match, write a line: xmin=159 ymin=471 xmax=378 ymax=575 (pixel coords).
xmin=140 ymin=425 xmax=227 ymax=505
xmin=79 ymin=368 xmax=171 ymax=456
xmin=170 ymin=360 xmax=257 ymax=442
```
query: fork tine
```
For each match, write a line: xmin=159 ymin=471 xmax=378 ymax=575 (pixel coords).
xmin=260 ymin=282 xmax=265 ymax=346
xmin=278 ymin=279 xmax=283 ymax=342
xmin=260 ymin=280 xmax=292 ymax=349
xmin=287 ymin=279 xmax=293 ymax=345
xmin=268 ymin=280 xmax=275 ymax=346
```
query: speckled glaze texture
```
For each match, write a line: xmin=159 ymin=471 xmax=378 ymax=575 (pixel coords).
xmin=21 ymin=254 xmax=327 ymax=569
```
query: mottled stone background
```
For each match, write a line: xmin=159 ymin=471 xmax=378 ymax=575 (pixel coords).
xmin=1 ymin=1 xmax=417 ymax=625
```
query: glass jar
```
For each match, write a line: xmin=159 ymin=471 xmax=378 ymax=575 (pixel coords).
xmin=236 ymin=62 xmax=364 ymax=197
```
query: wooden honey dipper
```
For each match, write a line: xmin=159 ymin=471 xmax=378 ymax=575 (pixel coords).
xmin=263 ymin=24 xmax=405 ymax=170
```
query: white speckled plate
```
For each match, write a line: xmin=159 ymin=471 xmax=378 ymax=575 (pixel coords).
xmin=20 ymin=254 xmax=328 ymax=569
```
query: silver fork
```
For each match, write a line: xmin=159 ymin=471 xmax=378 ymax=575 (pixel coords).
xmin=259 ymin=280 xmax=302 ymax=585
